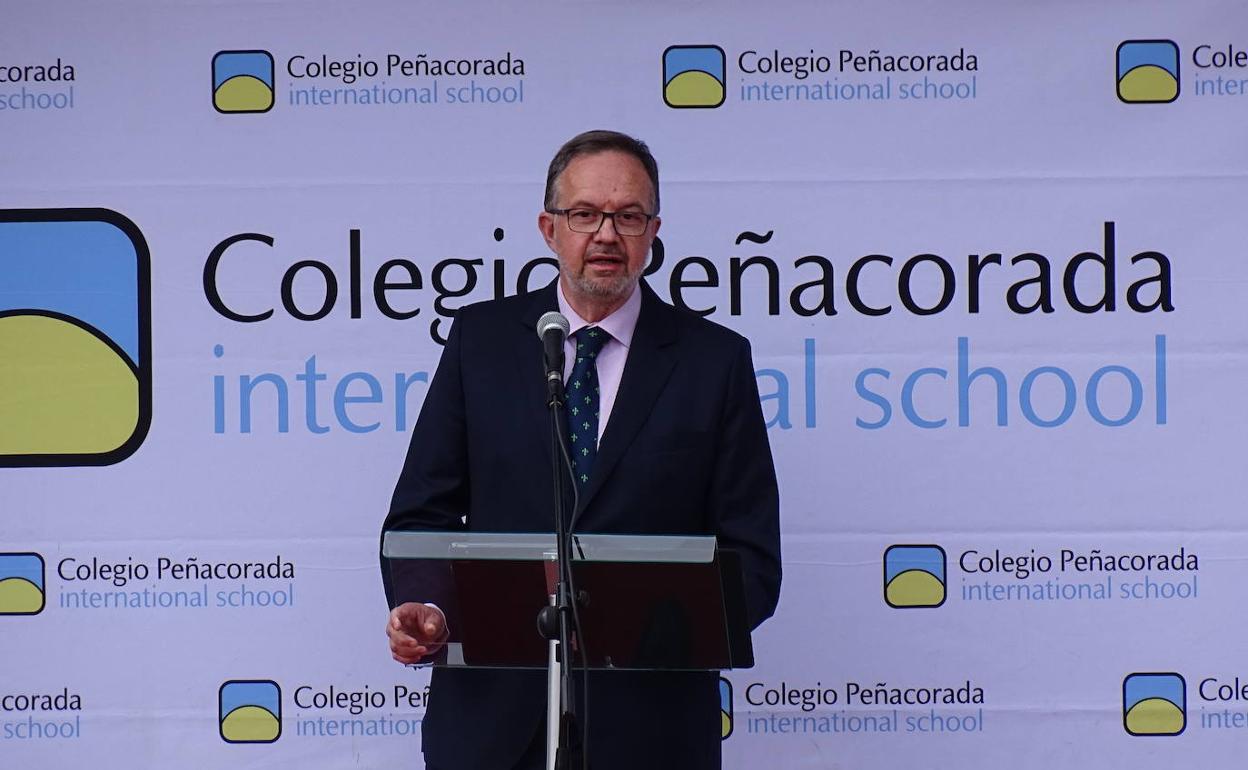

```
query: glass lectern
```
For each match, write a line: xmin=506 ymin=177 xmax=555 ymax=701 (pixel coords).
xmin=381 ymin=531 xmax=754 ymax=671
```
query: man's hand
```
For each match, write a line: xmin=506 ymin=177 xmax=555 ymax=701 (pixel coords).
xmin=387 ymin=602 xmax=449 ymax=664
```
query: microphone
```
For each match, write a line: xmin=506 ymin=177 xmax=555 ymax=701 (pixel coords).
xmin=536 ymin=311 xmax=570 ymax=403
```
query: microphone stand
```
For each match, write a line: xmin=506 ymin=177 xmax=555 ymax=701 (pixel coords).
xmin=537 ymin=366 xmax=581 ymax=770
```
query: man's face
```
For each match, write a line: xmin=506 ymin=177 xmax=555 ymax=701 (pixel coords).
xmin=538 ymin=150 xmax=660 ymax=311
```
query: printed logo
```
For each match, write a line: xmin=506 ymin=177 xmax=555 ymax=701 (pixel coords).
xmin=0 ymin=553 xmax=45 ymax=615
xmin=213 ymin=50 xmax=275 ymax=113
xmin=1123 ymin=672 xmax=1186 ymax=736
xmin=219 ymin=680 xmax=282 ymax=743
xmin=719 ymin=677 xmax=733 ymax=739
xmin=663 ymin=45 xmax=726 ymax=108
xmin=1117 ymin=40 xmax=1180 ymax=103
xmin=883 ymin=544 xmax=946 ymax=608
xmin=0 ymin=209 xmax=151 ymax=467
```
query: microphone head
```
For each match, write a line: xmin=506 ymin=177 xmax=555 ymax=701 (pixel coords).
xmin=536 ymin=311 xmax=570 ymax=340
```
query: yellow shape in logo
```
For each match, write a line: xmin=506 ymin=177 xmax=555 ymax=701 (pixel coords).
xmin=221 ymin=706 xmax=281 ymax=742
xmin=1118 ymin=66 xmax=1178 ymax=103
xmin=0 ymin=314 xmax=139 ymax=455
xmin=666 ymin=71 xmax=725 ymax=108
xmin=1125 ymin=697 xmax=1185 ymax=735
xmin=0 ymin=578 xmax=44 ymax=614
xmin=215 ymin=76 xmax=274 ymax=113
xmin=885 ymin=569 xmax=945 ymax=608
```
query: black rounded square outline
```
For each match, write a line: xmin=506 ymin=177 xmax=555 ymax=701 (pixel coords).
xmin=219 ymin=679 xmax=283 ymax=744
xmin=0 ymin=208 xmax=152 ymax=468
xmin=1122 ymin=671 xmax=1186 ymax=736
xmin=0 ymin=552 xmax=45 ymax=616
xmin=1116 ymin=39 xmax=1180 ymax=104
xmin=662 ymin=44 xmax=727 ymax=109
xmin=212 ymin=49 xmax=275 ymax=115
xmin=882 ymin=543 xmax=947 ymax=609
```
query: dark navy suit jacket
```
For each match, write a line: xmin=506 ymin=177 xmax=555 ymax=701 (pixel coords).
xmin=382 ymin=280 xmax=781 ymax=769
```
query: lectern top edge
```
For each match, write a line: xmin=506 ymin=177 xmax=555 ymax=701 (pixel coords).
xmin=382 ymin=531 xmax=717 ymax=563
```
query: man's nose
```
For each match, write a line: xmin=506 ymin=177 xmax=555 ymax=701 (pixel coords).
xmin=593 ymin=213 xmax=622 ymax=242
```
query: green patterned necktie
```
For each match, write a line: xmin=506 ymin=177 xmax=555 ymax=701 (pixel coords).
xmin=566 ymin=326 xmax=609 ymax=486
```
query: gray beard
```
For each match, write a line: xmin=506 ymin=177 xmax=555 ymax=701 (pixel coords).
xmin=568 ymin=265 xmax=639 ymax=300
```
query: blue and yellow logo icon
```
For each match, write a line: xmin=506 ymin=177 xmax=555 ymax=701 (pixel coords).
xmin=219 ymin=680 xmax=281 ymax=743
xmin=0 ymin=553 xmax=45 ymax=615
xmin=884 ymin=544 xmax=946 ymax=608
xmin=719 ymin=677 xmax=733 ymax=739
xmin=0 ymin=209 xmax=151 ymax=467
xmin=663 ymin=45 xmax=725 ymax=109
xmin=1123 ymin=672 xmax=1185 ymax=736
xmin=1117 ymin=40 xmax=1180 ymax=104
xmin=213 ymin=50 xmax=274 ymax=113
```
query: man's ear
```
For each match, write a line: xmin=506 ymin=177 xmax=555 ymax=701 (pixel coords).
xmin=537 ymin=211 xmax=557 ymax=250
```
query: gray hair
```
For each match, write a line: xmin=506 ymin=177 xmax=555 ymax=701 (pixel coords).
xmin=543 ymin=130 xmax=660 ymax=214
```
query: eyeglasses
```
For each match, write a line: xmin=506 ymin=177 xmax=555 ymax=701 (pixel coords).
xmin=547 ymin=208 xmax=655 ymax=236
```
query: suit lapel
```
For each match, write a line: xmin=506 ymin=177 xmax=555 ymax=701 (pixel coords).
xmin=575 ymin=282 xmax=679 ymax=522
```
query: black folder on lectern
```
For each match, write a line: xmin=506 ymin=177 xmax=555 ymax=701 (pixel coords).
xmin=381 ymin=532 xmax=754 ymax=671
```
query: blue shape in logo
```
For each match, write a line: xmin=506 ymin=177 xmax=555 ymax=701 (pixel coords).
xmin=884 ymin=546 xmax=945 ymax=583
xmin=0 ymin=209 xmax=151 ymax=467
xmin=1117 ymin=41 xmax=1178 ymax=80
xmin=0 ymin=553 xmax=45 ymax=615
xmin=666 ymin=47 xmax=725 ymax=82
xmin=2 ymin=220 xmax=141 ymax=362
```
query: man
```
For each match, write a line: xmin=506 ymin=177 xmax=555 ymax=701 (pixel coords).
xmin=382 ymin=130 xmax=781 ymax=769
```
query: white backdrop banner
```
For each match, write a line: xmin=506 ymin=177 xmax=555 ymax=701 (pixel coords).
xmin=4 ymin=0 xmax=1248 ymax=767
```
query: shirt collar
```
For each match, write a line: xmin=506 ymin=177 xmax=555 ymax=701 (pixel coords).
xmin=556 ymin=281 xmax=642 ymax=349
